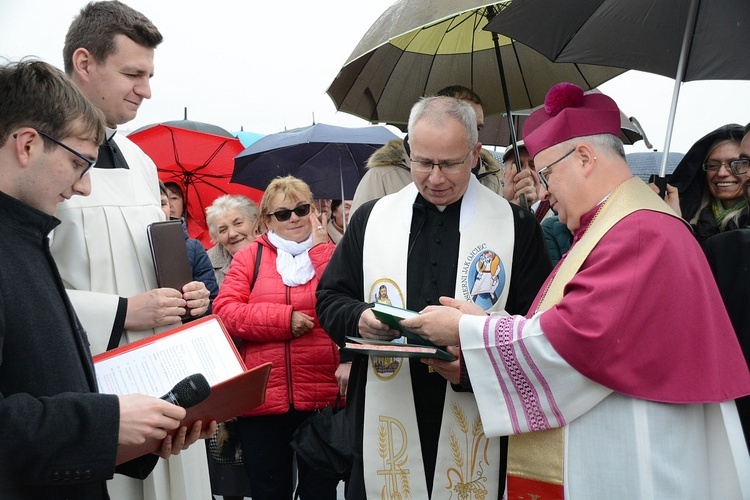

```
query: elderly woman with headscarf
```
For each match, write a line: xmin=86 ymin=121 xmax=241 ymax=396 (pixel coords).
xmin=205 ymin=194 xmax=260 ymax=287
xmin=213 ymin=176 xmax=341 ymax=500
xmin=664 ymin=124 xmax=748 ymax=244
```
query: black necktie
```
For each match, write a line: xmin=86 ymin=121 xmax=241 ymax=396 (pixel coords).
xmin=96 ymin=136 xmax=129 ymax=169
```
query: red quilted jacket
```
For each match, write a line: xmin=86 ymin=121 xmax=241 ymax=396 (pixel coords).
xmin=213 ymin=235 xmax=340 ymax=416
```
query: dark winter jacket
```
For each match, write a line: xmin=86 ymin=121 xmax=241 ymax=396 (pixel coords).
xmin=0 ymin=191 xmax=156 ymax=498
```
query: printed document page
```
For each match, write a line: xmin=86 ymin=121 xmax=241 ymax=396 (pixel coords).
xmin=95 ymin=317 xmax=244 ymax=397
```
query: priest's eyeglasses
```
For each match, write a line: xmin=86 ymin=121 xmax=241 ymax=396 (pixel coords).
xmin=268 ymin=203 xmax=311 ymax=222
xmin=537 ymin=148 xmax=576 ymax=190
xmin=410 ymin=145 xmax=475 ymax=174
xmin=702 ymin=159 xmax=750 ymax=175
xmin=13 ymin=131 xmax=97 ymax=178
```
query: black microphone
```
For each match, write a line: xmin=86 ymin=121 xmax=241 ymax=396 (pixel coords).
xmin=160 ymin=373 xmax=211 ymax=408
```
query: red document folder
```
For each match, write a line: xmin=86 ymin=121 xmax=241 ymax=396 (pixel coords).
xmin=93 ymin=315 xmax=271 ymax=464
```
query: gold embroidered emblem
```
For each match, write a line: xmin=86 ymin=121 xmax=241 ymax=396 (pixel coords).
xmin=444 ymin=402 xmax=491 ymax=499
xmin=377 ymin=416 xmax=411 ymax=499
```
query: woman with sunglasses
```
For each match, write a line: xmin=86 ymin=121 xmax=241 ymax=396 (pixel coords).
xmin=662 ymin=124 xmax=748 ymax=245
xmin=213 ymin=176 xmax=341 ymax=500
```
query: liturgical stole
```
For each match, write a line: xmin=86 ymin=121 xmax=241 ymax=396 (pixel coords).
xmin=362 ymin=177 xmax=514 ymax=499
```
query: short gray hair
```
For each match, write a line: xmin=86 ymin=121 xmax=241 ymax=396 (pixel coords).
xmin=560 ymin=133 xmax=625 ymax=159
xmin=407 ymin=96 xmax=478 ymax=149
xmin=205 ymin=194 xmax=259 ymax=243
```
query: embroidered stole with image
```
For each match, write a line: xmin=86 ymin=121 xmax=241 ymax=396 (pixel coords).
xmin=362 ymin=179 xmax=514 ymax=499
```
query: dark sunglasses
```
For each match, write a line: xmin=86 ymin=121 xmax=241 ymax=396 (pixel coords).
xmin=268 ymin=203 xmax=311 ymax=222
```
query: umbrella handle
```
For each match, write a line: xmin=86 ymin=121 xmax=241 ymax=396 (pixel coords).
xmin=519 ymin=193 xmax=529 ymax=211
xmin=648 ymin=174 xmax=670 ymax=199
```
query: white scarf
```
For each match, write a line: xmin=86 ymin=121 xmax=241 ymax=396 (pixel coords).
xmin=267 ymin=231 xmax=315 ymax=286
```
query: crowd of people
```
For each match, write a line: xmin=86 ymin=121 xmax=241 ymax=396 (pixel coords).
xmin=2 ymin=1 xmax=750 ymax=499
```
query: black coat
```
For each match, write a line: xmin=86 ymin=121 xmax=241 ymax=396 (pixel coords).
xmin=704 ymin=228 xmax=750 ymax=451
xmin=0 ymin=192 xmax=154 ymax=499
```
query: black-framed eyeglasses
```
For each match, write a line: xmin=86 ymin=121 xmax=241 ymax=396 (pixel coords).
xmin=14 ymin=131 xmax=97 ymax=178
xmin=702 ymin=159 xmax=750 ymax=175
xmin=537 ymin=148 xmax=576 ymax=190
xmin=268 ymin=203 xmax=311 ymax=222
xmin=409 ymin=145 xmax=476 ymax=174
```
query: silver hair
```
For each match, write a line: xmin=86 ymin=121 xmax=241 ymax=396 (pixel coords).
xmin=205 ymin=194 xmax=259 ymax=242
xmin=407 ymin=96 xmax=478 ymax=149
xmin=558 ymin=133 xmax=625 ymax=159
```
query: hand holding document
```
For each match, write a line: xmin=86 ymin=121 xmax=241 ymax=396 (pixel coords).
xmin=94 ymin=315 xmax=271 ymax=463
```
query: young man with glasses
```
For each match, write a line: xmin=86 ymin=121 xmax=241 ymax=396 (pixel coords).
xmin=48 ymin=2 xmax=212 ymax=498
xmin=406 ymin=83 xmax=750 ymax=498
xmin=0 ymin=59 xmax=213 ymax=499
xmin=317 ymin=96 xmax=551 ymax=499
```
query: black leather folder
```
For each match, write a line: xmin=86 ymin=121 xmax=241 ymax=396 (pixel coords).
xmin=146 ymin=220 xmax=193 ymax=292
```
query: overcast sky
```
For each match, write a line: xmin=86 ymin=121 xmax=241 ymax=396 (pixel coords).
xmin=2 ymin=0 xmax=750 ymax=155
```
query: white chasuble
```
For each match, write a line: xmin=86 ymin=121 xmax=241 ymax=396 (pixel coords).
xmin=361 ymin=178 xmax=514 ymax=499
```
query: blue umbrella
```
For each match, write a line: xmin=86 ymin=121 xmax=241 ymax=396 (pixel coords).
xmin=232 ymin=123 xmax=399 ymax=201
xmin=233 ymin=130 xmax=265 ymax=148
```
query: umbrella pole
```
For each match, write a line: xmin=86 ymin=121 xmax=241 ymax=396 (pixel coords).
xmin=339 ymin=146 xmax=347 ymax=229
xmin=487 ymin=6 xmax=529 ymax=211
xmin=659 ymin=0 xmax=700 ymax=179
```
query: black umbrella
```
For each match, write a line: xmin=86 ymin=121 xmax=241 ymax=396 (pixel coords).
xmin=231 ymin=123 xmax=399 ymax=202
xmin=485 ymin=0 xmax=750 ymax=180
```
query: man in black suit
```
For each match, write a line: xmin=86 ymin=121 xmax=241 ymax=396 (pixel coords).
xmin=0 ymin=59 xmax=215 ymax=499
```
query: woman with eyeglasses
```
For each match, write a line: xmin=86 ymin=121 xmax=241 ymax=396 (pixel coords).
xmin=703 ymin=123 xmax=750 ymax=454
xmin=662 ymin=124 xmax=748 ymax=244
xmin=213 ymin=176 xmax=341 ymax=500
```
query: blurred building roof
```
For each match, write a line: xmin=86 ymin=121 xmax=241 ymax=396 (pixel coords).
xmin=626 ymin=152 xmax=684 ymax=182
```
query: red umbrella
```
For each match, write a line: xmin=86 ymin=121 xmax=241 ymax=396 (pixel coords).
xmin=129 ymin=124 xmax=263 ymax=247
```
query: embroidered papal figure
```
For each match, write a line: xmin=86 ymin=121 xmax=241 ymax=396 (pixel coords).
xmin=468 ymin=249 xmax=505 ymax=309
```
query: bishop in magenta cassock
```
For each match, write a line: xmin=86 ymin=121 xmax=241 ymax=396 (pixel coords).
xmin=404 ymin=83 xmax=750 ymax=499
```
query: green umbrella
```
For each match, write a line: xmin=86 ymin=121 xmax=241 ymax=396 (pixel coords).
xmin=327 ymin=0 xmax=624 ymax=126
xmin=328 ymin=0 xmax=625 ymax=208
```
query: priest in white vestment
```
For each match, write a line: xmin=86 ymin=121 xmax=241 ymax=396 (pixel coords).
xmin=404 ymin=83 xmax=750 ymax=499
xmin=317 ymin=96 xmax=552 ymax=499
xmin=50 ymin=3 xmax=213 ymax=498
